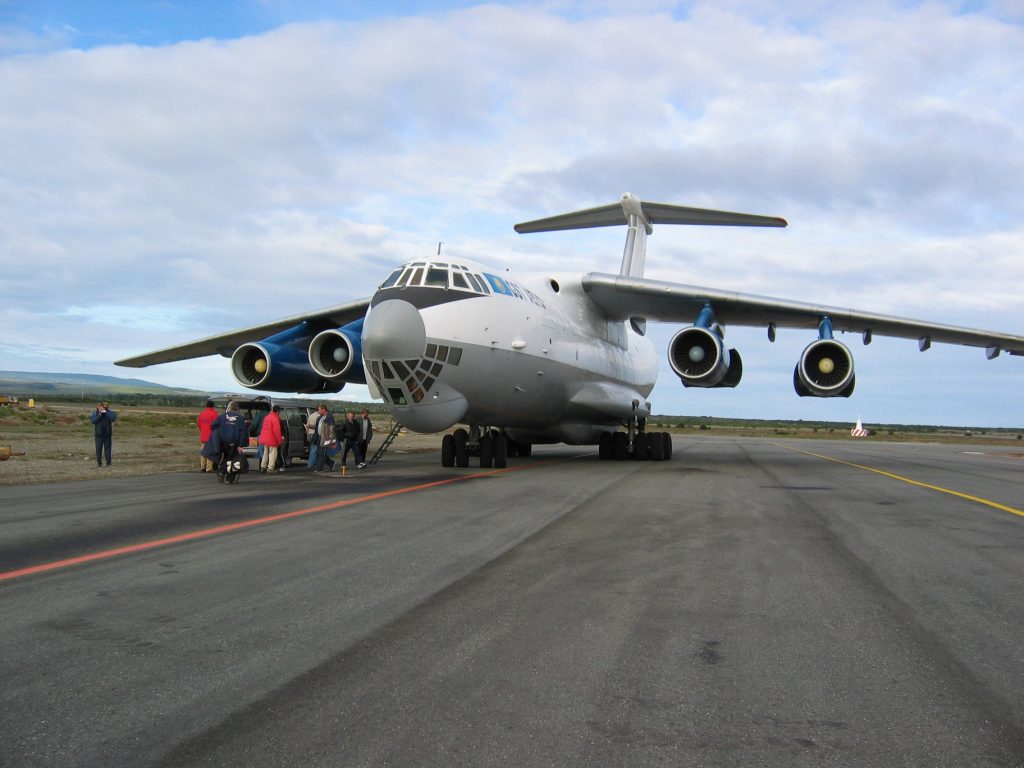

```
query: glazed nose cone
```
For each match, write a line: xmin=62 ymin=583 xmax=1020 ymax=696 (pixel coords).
xmin=362 ymin=299 xmax=426 ymax=360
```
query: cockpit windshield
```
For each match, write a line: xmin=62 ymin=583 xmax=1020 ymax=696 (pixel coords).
xmin=378 ymin=260 xmax=493 ymax=296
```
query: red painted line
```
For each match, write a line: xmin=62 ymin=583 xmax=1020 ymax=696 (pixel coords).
xmin=0 ymin=460 xmax=563 ymax=583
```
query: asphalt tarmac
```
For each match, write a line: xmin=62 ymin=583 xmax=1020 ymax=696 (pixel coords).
xmin=1 ymin=436 xmax=1022 ymax=767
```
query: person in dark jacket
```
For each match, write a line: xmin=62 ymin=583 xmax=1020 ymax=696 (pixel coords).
xmin=312 ymin=405 xmax=336 ymax=473
xmin=358 ymin=409 xmax=373 ymax=462
xmin=338 ymin=411 xmax=366 ymax=469
xmin=89 ymin=401 xmax=117 ymax=467
xmin=208 ymin=401 xmax=248 ymax=482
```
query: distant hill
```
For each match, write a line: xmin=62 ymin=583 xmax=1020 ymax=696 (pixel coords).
xmin=0 ymin=371 xmax=199 ymax=396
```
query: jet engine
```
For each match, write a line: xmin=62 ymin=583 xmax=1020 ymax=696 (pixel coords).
xmin=308 ymin=319 xmax=366 ymax=384
xmin=793 ymin=339 xmax=855 ymax=397
xmin=668 ymin=326 xmax=742 ymax=388
xmin=230 ymin=324 xmax=343 ymax=394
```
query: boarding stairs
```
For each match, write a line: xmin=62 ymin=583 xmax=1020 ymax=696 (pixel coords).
xmin=369 ymin=420 xmax=403 ymax=465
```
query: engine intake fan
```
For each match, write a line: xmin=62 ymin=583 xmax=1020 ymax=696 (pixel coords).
xmin=794 ymin=338 xmax=855 ymax=397
xmin=668 ymin=326 xmax=742 ymax=388
xmin=308 ymin=321 xmax=366 ymax=383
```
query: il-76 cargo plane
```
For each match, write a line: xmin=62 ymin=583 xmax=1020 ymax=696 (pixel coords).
xmin=117 ymin=194 xmax=1024 ymax=468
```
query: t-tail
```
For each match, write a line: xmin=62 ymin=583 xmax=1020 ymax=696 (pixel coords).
xmin=513 ymin=192 xmax=787 ymax=277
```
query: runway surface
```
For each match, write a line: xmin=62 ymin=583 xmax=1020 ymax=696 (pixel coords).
xmin=1 ymin=436 xmax=1022 ymax=767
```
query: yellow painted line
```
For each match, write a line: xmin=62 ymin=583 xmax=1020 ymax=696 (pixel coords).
xmin=772 ymin=443 xmax=1024 ymax=519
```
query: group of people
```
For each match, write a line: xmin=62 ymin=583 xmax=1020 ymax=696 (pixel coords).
xmin=307 ymin=405 xmax=373 ymax=473
xmin=196 ymin=400 xmax=374 ymax=481
xmin=196 ymin=400 xmax=250 ymax=482
xmin=86 ymin=399 xmax=375 ymax=480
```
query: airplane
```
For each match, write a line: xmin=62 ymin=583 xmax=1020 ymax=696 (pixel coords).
xmin=116 ymin=193 xmax=1024 ymax=468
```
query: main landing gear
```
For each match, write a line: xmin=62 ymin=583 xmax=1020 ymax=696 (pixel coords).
xmin=598 ymin=430 xmax=673 ymax=461
xmin=598 ymin=414 xmax=673 ymax=462
xmin=440 ymin=426 xmax=532 ymax=469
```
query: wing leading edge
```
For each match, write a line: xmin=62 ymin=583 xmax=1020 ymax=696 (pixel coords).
xmin=582 ymin=273 xmax=1024 ymax=356
xmin=115 ymin=298 xmax=371 ymax=368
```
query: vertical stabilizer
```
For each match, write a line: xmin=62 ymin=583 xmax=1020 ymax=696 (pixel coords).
xmin=618 ymin=193 xmax=652 ymax=278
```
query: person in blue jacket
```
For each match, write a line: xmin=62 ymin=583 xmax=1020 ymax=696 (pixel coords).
xmin=89 ymin=400 xmax=117 ymax=467
xmin=206 ymin=401 xmax=249 ymax=482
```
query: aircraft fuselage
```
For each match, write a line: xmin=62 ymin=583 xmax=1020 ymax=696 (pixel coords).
xmin=360 ymin=259 xmax=657 ymax=444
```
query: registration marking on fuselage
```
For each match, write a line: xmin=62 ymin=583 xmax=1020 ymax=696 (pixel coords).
xmin=774 ymin=443 xmax=1024 ymax=519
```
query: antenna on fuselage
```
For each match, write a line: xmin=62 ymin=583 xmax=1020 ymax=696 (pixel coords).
xmin=437 ymin=242 xmax=444 ymax=256
xmin=513 ymin=193 xmax=787 ymax=278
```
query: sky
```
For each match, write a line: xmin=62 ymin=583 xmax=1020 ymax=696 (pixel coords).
xmin=1 ymin=0 xmax=1022 ymax=428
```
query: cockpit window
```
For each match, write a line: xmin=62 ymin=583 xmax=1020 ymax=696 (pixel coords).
xmin=407 ymin=267 xmax=424 ymax=287
xmin=425 ymin=267 xmax=448 ymax=288
xmin=451 ymin=271 xmax=469 ymax=290
xmin=395 ymin=268 xmax=411 ymax=288
xmin=466 ymin=273 xmax=487 ymax=293
xmin=380 ymin=269 xmax=403 ymax=289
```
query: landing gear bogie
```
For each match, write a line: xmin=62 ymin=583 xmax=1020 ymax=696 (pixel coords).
xmin=597 ymin=430 xmax=673 ymax=462
xmin=437 ymin=427 xmax=531 ymax=469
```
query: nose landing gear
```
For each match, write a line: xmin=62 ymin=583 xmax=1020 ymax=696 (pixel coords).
xmin=441 ymin=426 xmax=523 ymax=469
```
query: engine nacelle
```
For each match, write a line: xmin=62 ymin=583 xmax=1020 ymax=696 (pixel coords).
xmin=668 ymin=326 xmax=742 ymax=388
xmin=308 ymin=319 xmax=366 ymax=384
xmin=231 ymin=341 xmax=343 ymax=393
xmin=794 ymin=338 xmax=855 ymax=397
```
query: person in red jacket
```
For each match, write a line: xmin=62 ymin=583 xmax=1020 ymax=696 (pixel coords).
xmin=258 ymin=405 xmax=284 ymax=473
xmin=197 ymin=400 xmax=219 ymax=473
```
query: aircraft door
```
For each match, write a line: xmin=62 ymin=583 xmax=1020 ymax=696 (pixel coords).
xmin=284 ymin=410 xmax=306 ymax=461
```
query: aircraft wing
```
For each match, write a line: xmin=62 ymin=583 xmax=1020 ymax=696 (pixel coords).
xmin=115 ymin=298 xmax=372 ymax=368
xmin=581 ymin=273 xmax=1024 ymax=356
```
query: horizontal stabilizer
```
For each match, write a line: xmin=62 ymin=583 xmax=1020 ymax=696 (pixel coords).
xmin=514 ymin=193 xmax=787 ymax=234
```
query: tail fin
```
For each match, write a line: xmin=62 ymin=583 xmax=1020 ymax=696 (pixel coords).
xmin=514 ymin=193 xmax=787 ymax=278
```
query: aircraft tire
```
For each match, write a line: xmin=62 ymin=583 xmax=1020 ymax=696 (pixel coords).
xmin=598 ymin=432 xmax=613 ymax=460
xmin=453 ymin=428 xmax=469 ymax=468
xmin=633 ymin=433 xmax=649 ymax=460
xmin=664 ymin=432 xmax=673 ymax=459
xmin=506 ymin=440 xmax=518 ymax=458
xmin=612 ymin=432 xmax=629 ymax=461
xmin=441 ymin=434 xmax=455 ymax=467
xmin=479 ymin=435 xmax=493 ymax=468
xmin=493 ymin=433 xmax=507 ymax=469
xmin=518 ymin=442 xmax=532 ymax=457
xmin=650 ymin=434 xmax=665 ymax=461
